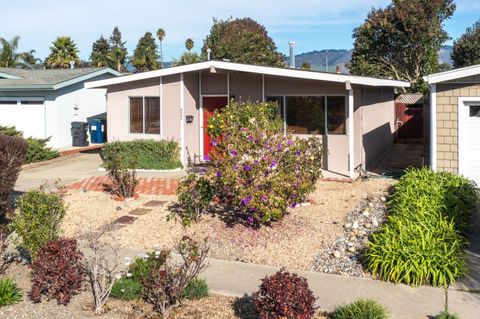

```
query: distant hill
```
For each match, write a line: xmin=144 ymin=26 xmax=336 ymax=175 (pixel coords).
xmin=295 ymin=46 xmax=453 ymax=73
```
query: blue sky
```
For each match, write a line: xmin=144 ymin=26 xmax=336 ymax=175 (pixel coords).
xmin=1 ymin=0 xmax=478 ymax=61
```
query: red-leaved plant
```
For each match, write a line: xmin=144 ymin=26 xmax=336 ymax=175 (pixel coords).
xmin=29 ymin=238 xmax=84 ymax=305
xmin=253 ymin=269 xmax=317 ymax=319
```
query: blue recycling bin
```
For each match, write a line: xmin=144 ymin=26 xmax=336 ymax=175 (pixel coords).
xmin=88 ymin=118 xmax=105 ymax=144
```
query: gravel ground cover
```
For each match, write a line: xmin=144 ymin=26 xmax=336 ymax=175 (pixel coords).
xmin=61 ymin=178 xmax=395 ymax=271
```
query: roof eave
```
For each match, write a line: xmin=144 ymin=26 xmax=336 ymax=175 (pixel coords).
xmin=426 ymin=64 xmax=480 ymax=85
xmin=52 ymin=68 xmax=123 ymax=90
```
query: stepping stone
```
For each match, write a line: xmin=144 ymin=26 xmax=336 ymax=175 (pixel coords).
xmin=128 ymin=208 xmax=152 ymax=216
xmin=113 ymin=215 xmax=137 ymax=225
xmin=143 ymin=200 xmax=168 ymax=207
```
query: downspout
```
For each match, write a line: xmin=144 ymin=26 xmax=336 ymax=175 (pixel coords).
xmin=347 ymin=81 xmax=354 ymax=179
xmin=199 ymin=72 xmax=204 ymax=159
xmin=160 ymin=76 xmax=163 ymax=139
xmin=430 ymin=84 xmax=437 ymax=170
xmin=180 ymin=73 xmax=185 ymax=165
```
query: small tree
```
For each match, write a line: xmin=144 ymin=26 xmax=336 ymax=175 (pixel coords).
xmin=105 ymin=150 xmax=138 ymax=198
xmin=452 ymin=20 xmax=480 ymax=68
xmin=82 ymin=230 xmax=121 ymax=314
xmin=142 ymin=236 xmax=209 ymax=319
xmin=0 ymin=135 xmax=27 ymax=218
xmin=44 ymin=36 xmax=80 ymax=69
xmin=108 ymin=27 xmax=128 ymax=72
xmin=132 ymin=32 xmax=160 ymax=72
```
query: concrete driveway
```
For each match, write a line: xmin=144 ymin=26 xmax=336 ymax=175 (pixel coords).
xmin=15 ymin=151 xmax=104 ymax=193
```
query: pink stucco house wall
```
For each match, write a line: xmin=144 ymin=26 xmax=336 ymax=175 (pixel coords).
xmin=87 ymin=61 xmax=410 ymax=178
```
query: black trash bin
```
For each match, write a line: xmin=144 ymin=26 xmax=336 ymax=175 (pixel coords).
xmin=71 ymin=122 xmax=89 ymax=147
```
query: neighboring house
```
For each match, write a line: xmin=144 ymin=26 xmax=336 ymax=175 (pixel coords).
xmin=0 ymin=67 xmax=122 ymax=148
xmin=86 ymin=61 xmax=409 ymax=178
xmin=426 ymin=64 xmax=480 ymax=184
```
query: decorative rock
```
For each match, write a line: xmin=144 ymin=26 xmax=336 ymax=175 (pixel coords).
xmin=347 ymin=246 xmax=357 ymax=253
xmin=362 ymin=209 xmax=370 ymax=217
xmin=116 ymin=206 xmax=122 ymax=211
xmin=349 ymin=236 xmax=357 ymax=241
xmin=344 ymin=223 xmax=352 ymax=229
xmin=352 ymin=221 xmax=359 ymax=229
xmin=368 ymin=202 xmax=374 ymax=207
xmin=364 ymin=223 xmax=372 ymax=229
xmin=333 ymin=250 xmax=341 ymax=258
xmin=380 ymin=196 xmax=387 ymax=202
xmin=372 ymin=219 xmax=379 ymax=227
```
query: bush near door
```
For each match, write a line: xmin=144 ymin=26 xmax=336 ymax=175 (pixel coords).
xmin=102 ymin=139 xmax=182 ymax=170
xmin=366 ymin=168 xmax=478 ymax=287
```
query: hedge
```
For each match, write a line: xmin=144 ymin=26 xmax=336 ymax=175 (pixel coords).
xmin=365 ymin=168 xmax=478 ymax=287
xmin=102 ymin=139 xmax=182 ymax=170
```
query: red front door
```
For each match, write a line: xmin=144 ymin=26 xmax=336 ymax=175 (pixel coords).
xmin=203 ymin=96 xmax=228 ymax=156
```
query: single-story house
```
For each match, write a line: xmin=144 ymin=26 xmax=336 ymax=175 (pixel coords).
xmin=86 ymin=61 xmax=410 ymax=178
xmin=0 ymin=67 xmax=121 ymax=148
xmin=426 ymin=64 xmax=480 ymax=185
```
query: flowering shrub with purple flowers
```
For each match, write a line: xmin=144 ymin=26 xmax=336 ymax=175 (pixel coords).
xmin=204 ymin=101 xmax=323 ymax=226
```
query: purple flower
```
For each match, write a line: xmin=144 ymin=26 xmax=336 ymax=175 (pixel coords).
xmin=270 ymin=160 xmax=277 ymax=168
xmin=244 ymin=164 xmax=251 ymax=171
xmin=247 ymin=215 xmax=254 ymax=225
xmin=230 ymin=149 xmax=237 ymax=157
xmin=261 ymin=195 xmax=268 ymax=202
xmin=290 ymin=203 xmax=298 ymax=208
xmin=241 ymin=127 xmax=247 ymax=131
xmin=241 ymin=196 xmax=252 ymax=206
xmin=248 ymin=135 xmax=254 ymax=142
xmin=216 ymin=171 xmax=222 ymax=177
xmin=296 ymin=150 xmax=301 ymax=156
xmin=210 ymin=140 xmax=218 ymax=146
xmin=277 ymin=144 xmax=283 ymax=151
xmin=265 ymin=142 xmax=270 ymax=148
xmin=287 ymin=139 xmax=293 ymax=145
xmin=203 ymin=154 xmax=211 ymax=161
xmin=233 ymin=165 xmax=238 ymax=171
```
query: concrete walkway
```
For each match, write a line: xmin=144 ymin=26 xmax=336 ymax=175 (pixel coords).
xmin=117 ymin=247 xmax=480 ymax=319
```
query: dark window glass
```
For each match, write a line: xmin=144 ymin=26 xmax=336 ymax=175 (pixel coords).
xmin=145 ymin=97 xmax=160 ymax=134
xmin=129 ymin=97 xmax=143 ymax=133
xmin=469 ymin=105 xmax=480 ymax=117
xmin=286 ymin=96 xmax=325 ymax=134
xmin=266 ymin=96 xmax=284 ymax=119
xmin=20 ymin=100 xmax=44 ymax=105
xmin=327 ymin=96 xmax=346 ymax=134
xmin=0 ymin=101 xmax=18 ymax=105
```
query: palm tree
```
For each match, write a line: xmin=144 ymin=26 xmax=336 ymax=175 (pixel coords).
xmin=185 ymin=38 xmax=194 ymax=51
xmin=44 ymin=36 xmax=80 ymax=69
xmin=19 ymin=50 xmax=42 ymax=68
xmin=0 ymin=36 xmax=21 ymax=67
xmin=156 ymin=28 xmax=166 ymax=68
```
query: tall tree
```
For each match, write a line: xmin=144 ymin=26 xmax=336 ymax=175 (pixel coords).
xmin=156 ymin=28 xmax=166 ymax=68
xmin=108 ymin=27 xmax=128 ymax=72
xmin=185 ymin=38 xmax=194 ymax=51
xmin=452 ymin=20 xmax=480 ymax=68
xmin=349 ymin=0 xmax=455 ymax=93
xmin=44 ymin=36 xmax=80 ymax=69
xmin=201 ymin=17 xmax=285 ymax=67
xmin=0 ymin=36 xmax=21 ymax=67
xmin=132 ymin=32 xmax=159 ymax=72
xmin=90 ymin=35 xmax=111 ymax=67
xmin=172 ymin=52 xmax=202 ymax=66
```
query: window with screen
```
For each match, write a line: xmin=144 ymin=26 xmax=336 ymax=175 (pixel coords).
xmin=129 ymin=97 xmax=144 ymax=133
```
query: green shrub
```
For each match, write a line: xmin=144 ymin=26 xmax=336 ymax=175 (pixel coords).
xmin=183 ymin=278 xmax=208 ymax=300
xmin=332 ymin=299 xmax=388 ymax=319
xmin=366 ymin=168 xmax=478 ymax=287
xmin=436 ymin=311 xmax=460 ymax=319
xmin=0 ymin=126 xmax=58 ymax=164
xmin=10 ymin=189 xmax=66 ymax=258
xmin=0 ymin=278 xmax=22 ymax=307
xmin=110 ymin=277 xmax=142 ymax=300
xmin=103 ymin=139 xmax=182 ymax=170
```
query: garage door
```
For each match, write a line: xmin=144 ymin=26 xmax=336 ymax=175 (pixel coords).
xmin=459 ymin=100 xmax=480 ymax=186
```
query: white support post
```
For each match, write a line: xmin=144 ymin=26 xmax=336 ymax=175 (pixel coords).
xmin=227 ymin=73 xmax=230 ymax=104
xmin=262 ymin=74 xmax=265 ymax=102
xmin=159 ymin=76 xmax=163 ymax=139
xmin=348 ymin=89 xmax=354 ymax=179
xmin=199 ymin=72 xmax=204 ymax=159
xmin=180 ymin=73 xmax=185 ymax=165
xmin=430 ymin=84 xmax=437 ymax=171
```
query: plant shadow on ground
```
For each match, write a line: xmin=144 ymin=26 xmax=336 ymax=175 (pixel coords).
xmin=233 ymin=294 xmax=258 ymax=319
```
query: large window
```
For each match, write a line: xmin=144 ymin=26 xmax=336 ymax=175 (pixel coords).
xmin=267 ymin=95 xmax=346 ymax=135
xmin=129 ymin=97 xmax=160 ymax=134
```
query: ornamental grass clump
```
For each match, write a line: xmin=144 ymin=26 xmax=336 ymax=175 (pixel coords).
xmin=0 ymin=278 xmax=22 ymax=307
xmin=253 ymin=269 xmax=317 ymax=319
xmin=366 ymin=168 xmax=478 ymax=287
xmin=202 ymin=101 xmax=323 ymax=226
xmin=332 ymin=299 xmax=388 ymax=319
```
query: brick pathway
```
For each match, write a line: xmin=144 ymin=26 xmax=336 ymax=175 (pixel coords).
xmin=65 ymin=176 xmax=178 ymax=195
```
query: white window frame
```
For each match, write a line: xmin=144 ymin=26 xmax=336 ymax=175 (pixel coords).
xmin=127 ymin=96 xmax=161 ymax=135
xmin=0 ymin=96 xmax=45 ymax=105
xmin=458 ymin=96 xmax=480 ymax=177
